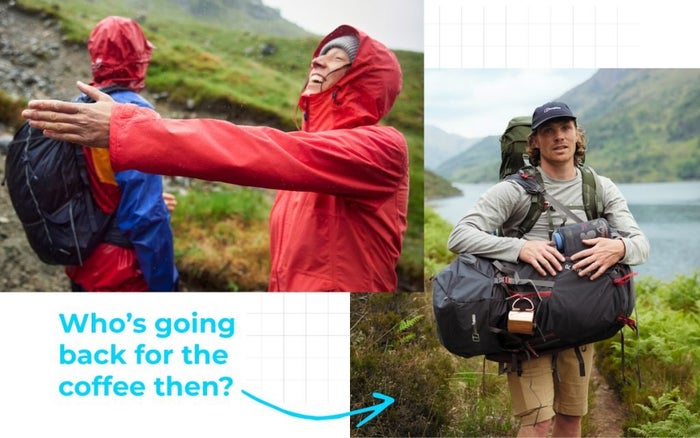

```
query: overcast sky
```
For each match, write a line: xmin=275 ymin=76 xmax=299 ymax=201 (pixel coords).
xmin=261 ymin=0 xmax=423 ymax=52
xmin=425 ymin=69 xmax=597 ymax=139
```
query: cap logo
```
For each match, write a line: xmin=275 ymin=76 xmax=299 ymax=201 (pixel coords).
xmin=543 ymin=106 xmax=561 ymax=113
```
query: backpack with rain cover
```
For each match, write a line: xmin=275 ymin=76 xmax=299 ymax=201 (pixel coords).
xmin=4 ymin=85 xmax=131 ymax=265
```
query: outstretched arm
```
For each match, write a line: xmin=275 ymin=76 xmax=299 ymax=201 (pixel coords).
xmin=22 ymin=81 xmax=114 ymax=147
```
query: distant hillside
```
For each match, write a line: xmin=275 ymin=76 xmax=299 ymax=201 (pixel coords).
xmin=432 ymin=69 xmax=700 ymax=184
xmin=47 ymin=0 xmax=312 ymax=38
xmin=424 ymin=125 xmax=480 ymax=170
xmin=157 ymin=0 xmax=312 ymax=36
xmin=434 ymin=134 xmax=500 ymax=183
xmin=425 ymin=170 xmax=461 ymax=200
xmin=564 ymin=69 xmax=700 ymax=182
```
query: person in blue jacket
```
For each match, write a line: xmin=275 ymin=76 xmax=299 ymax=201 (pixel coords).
xmin=65 ymin=16 xmax=179 ymax=291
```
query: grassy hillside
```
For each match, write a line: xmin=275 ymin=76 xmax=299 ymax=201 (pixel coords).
xmin=568 ymin=69 xmax=700 ymax=182
xmin=13 ymin=0 xmax=424 ymax=290
xmin=424 ymin=125 xmax=480 ymax=170
xmin=18 ymin=0 xmax=318 ymax=128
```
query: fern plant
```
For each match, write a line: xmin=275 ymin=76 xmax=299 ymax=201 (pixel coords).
xmin=630 ymin=388 xmax=700 ymax=437
xmin=396 ymin=314 xmax=424 ymax=346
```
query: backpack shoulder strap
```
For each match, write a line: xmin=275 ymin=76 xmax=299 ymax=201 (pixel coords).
xmin=74 ymin=85 xmax=135 ymax=249
xmin=99 ymin=84 xmax=132 ymax=95
xmin=506 ymin=165 xmax=595 ymax=236
xmin=580 ymin=164 xmax=604 ymax=220
xmin=504 ymin=166 xmax=546 ymax=238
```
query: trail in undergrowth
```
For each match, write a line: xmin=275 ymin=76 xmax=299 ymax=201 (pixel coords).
xmin=587 ymin=363 xmax=628 ymax=437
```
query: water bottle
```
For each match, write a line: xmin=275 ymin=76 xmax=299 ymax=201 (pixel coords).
xmin=552 ymin=218 xmax=613 ymax=256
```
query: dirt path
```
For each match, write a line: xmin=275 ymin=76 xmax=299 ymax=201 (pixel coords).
xmin=587 ymin=364 xmax=628 ymax=437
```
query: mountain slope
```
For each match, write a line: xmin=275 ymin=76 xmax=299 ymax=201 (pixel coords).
xmin=432 ymin=69 xmax=700 ymax=183
xmin=424 ymin=125 xmax=480 ymax=170
xmin=565 ymin=69 xmax=700 ymax=182
xmin=434 ymin=134 xmax=500 ymax=182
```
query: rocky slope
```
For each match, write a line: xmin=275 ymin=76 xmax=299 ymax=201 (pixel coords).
xmin=0 ymin=6 xmax=92 ymax=291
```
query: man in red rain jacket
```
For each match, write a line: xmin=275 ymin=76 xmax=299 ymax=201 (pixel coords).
xmin=24 ymin=25 xmax=408 ymax=292
xmin=67 ymin=16 xmax=179 ymax=291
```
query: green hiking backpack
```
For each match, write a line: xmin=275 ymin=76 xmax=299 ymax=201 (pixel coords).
xmin=499 ymin=116 xmax=603 ymax=236
xmin=499 ymin=115 xmax=532 ymax=180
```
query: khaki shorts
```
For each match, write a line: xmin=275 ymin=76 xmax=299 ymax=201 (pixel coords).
xmin=506 ymin=345 xmax=594 ymax=426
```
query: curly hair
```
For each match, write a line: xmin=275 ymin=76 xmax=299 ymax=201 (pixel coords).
xmin=526 ymin=124 xmax=587 ymax=166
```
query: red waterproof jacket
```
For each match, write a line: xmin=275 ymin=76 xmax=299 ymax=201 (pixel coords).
xmin=109 ymin=25 xmax=408 ymax=292
xmin=66 ymin=16 xmax=178 ymax=291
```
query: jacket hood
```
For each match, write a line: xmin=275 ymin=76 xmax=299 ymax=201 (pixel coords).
xmin=299 ymin=25 xmax=403 ymax=131
xmin=88 ymin=16 xmax=153 ymax=92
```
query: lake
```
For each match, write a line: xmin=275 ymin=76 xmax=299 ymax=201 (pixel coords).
xmin=429 ymin=181 xmax=700 ymax=281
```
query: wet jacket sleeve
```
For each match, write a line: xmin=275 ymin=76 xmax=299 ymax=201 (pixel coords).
xmin=112 ymin=95 xmax=178 ymax=291
xmin=109 ymin=104 xmax=408 ymax=207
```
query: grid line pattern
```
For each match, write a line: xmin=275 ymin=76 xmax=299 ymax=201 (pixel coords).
xmin=246 ymin=293 xmax=349 ymax=408
xmin=425 ymin=4 xmax=639 ymax=68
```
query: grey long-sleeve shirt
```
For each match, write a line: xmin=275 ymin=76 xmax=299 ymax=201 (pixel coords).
xmin=447 ymin=168 xmax=650 ymax=266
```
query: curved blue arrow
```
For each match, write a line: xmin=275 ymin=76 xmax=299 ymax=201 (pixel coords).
xmin=240 ymin=389 xmax=394 ymax=427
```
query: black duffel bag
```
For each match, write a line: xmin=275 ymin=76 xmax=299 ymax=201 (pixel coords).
xmin=432 ymin=253 xmax=637 ymax=363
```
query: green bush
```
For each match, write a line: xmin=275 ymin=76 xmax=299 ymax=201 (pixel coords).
xmin=350 ymin=293 xmax=459 ymax=437
xmin=597 ymin=273 xmax=700 ymax=435
xmin=349 ymin=290 xmax=517 ymax=437
xmin=424 ymin=207 xmax=456 ymax=283
xmin=630 ymin=388 xmax=700 ymax=437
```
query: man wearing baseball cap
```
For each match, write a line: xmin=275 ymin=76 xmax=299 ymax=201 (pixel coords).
xmin=526 ymin=101 xmax=581 ymax=170
xmin=447 ymin=101 xmax=649 ymax=436
xmin=531 ymin=101 xmax=576 ymax=129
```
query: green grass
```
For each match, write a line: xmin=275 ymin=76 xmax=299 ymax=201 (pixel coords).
xmin=168 ymin=183 xmax=272 ymax=291
xmin=170 ymin=183 xmax=271 ymax=226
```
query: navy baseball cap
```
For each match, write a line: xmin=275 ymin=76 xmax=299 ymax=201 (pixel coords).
xmin=531 ymin=101 xmax=576 ymax=130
